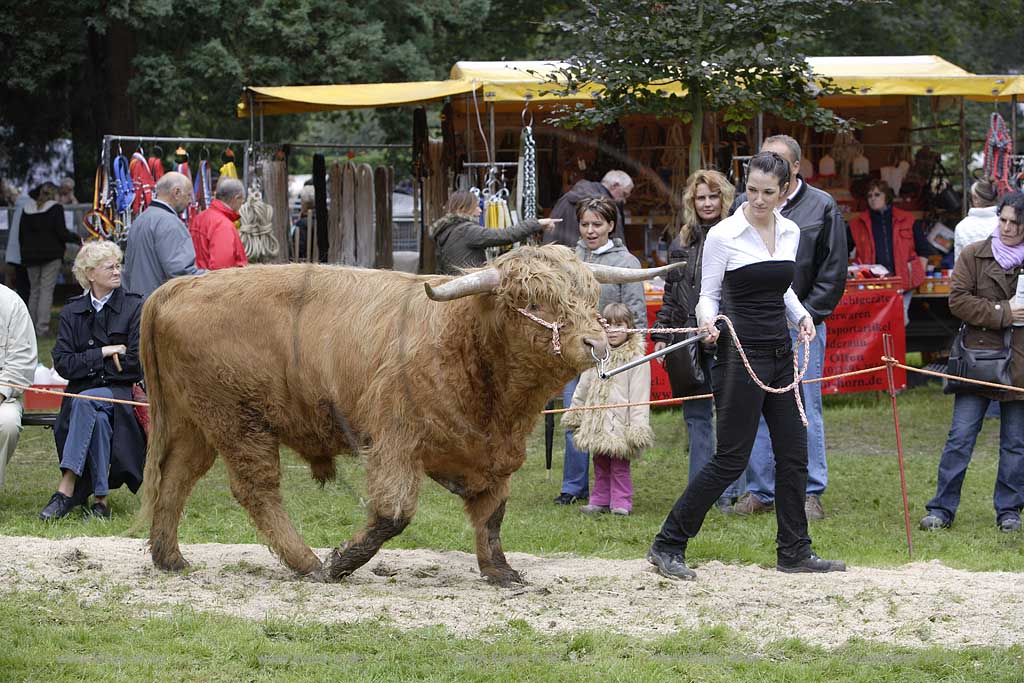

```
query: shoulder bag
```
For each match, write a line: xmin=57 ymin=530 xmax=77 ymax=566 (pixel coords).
xmin=943 ymin=324 xmax=1014 ymax=394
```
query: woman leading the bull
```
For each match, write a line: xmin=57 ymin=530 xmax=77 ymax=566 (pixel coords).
xmin=39 ymin=241 xmax=147 ymax=521
xmin=647 ymin=152 xmax=846 ymax=579
xmin=651 ymin=169 xmax=737 ymax=512
xmin=429 ymin=191 xmax=560 ymax=275
xmin=555 ymin=196 xmax=647 ymax=505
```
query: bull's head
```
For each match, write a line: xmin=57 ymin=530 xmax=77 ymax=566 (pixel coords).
xmin=424 ymin=245 xmax=684 ymax=372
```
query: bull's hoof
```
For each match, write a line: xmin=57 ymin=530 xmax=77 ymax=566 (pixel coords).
xmin=304 ymin=565 xmax=330 ymax=583
xmin=323 ymin=547 xmax=357 ymax=582
xmin=153 ymin=551 xmax=190 ymax=573
xmin=482 ymin=566 xmax=525 ymax=587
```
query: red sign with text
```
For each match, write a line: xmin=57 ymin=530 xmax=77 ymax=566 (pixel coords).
xmin=822 ymin=279 xmax=906 ymax=394
xmin=646 ymin=302 xmax=674 ymax=401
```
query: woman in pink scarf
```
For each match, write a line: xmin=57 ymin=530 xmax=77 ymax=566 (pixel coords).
xmin=921 ymin=191 xmax=1024 ymax=534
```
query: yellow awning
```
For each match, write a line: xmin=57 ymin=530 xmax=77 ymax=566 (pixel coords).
xmin=999 ymin=75 xmax=1024 ymax=97
xmin=452 ymin=56 xmax=1013 ymax=101
xmin=238 ymin=79 xmax=478 ymax=116
xmin=240 ymin=56 xmax=1020 ymax=116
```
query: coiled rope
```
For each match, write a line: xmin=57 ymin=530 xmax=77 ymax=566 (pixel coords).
xmin=238 ymin=188 xmax=279 ymax=263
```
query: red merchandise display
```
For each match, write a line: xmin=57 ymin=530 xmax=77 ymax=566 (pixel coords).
xmin=645 ymin=301 xmax=673 ymax=401
xmin=822 ymin=277 xmax=906 ymax=394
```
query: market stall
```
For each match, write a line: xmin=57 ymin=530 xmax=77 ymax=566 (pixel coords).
xmin=238 ymin=56 xmax=1021 ymax=397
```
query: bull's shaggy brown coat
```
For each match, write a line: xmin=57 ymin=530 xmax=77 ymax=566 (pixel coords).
xmin=136 ymin=245 xmax=622 ymax=585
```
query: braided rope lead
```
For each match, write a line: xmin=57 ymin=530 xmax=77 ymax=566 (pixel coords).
xmin=605 ymin=315 xmax=811 ymax=427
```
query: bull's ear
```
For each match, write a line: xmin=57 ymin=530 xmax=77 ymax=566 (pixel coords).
xmin=585 ymin=261 xmax=685 ymax=284
xmin=424 ymin=269 xmax=501 ymax=301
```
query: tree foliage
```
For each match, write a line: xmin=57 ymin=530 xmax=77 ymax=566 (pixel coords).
xmin=540 ymin=0 xmax=863 ymax=173
xmin=0 ymin=0 xmax=580 ymax=192
xmin=806 ymin=0 xmax=1024 ymax=74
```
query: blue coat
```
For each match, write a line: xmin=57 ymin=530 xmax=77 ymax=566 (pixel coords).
xmin=51 ymin=287 xmax=147 ymax=499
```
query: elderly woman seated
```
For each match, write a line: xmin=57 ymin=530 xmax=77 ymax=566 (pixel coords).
xmin=39 ymin=241 xmax=147 ymax=521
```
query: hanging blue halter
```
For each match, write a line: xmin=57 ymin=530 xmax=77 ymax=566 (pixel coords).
xmin=113 ymin=154 xmax=135 ymax=214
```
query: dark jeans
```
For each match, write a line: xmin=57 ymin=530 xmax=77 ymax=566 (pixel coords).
xmin=926 ymin=394 xmax=1024 ymax=525
xmin=653 ymin=341 xmax=812 ymax=564
xmin=14 ymin=264 xmax=30 ymax=303
xmin=560 ymin=376 xmax=590 ymax=498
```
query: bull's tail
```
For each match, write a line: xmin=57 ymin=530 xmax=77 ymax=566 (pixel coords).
xmin=127 ymin=289 xmax=172 ymax=536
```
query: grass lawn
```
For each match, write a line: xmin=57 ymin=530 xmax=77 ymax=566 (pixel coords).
xmin=2 ymin=370 xmax=1021 ymax=680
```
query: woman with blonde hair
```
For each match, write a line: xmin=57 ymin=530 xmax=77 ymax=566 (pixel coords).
xmin=651 ymin=170 xmax=735 ymax=511
xmin=429 ymin=191 xmax=559 ymax=274
xmin=39 ymin=240 xmax=147 ymax=521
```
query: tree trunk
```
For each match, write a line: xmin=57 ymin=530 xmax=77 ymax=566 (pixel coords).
xmin=688 ymin=92 xmax=703 ymax=175
xmin=70 ymin=20 xmax=136 ymax=202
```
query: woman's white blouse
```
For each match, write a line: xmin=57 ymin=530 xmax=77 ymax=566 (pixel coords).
xmin=695 ymin=204 xmax=810 ymax=328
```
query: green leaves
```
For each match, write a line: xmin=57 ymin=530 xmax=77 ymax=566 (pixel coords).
xmin=541 ymin=0 xmax=856 ymax=173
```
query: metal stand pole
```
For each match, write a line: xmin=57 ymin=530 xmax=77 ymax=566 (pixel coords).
xmin=883 ymin=333 xmax=913 ymax=558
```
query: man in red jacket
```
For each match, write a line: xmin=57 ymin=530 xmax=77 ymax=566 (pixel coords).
xmin=190 ymin=178 xmax=248 ymax=270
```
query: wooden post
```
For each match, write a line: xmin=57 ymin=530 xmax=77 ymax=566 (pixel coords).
xmin=883 ymin=333 xmax=914 ymax=558
xmin=960 ymin=97 xmax=968 ymax=218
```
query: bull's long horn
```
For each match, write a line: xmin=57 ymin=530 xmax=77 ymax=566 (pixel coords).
xmin=585 ymin=260 xmax=686 ymax=284
xmin=424 ymin=268 xmax=501 ymax=301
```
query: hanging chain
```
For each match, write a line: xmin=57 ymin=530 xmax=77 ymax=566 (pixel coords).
xmin=521 ymin=124 xmax=537 ymax=222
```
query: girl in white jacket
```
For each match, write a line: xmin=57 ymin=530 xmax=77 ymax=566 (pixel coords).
xmin=562 ymin=303 xmax=654 ymax=515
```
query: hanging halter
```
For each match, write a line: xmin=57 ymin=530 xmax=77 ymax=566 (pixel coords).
xmin=985 ymin=112 xmax=1014 ymax=196
xmin=113 ymin=154 xmax=135 ymax=214
xmin=517 ymin=307 xmax=564 ymax=356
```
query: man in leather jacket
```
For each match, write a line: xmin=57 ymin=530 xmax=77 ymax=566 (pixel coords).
xmin=730 ymin=135 xmax=848 ymax=520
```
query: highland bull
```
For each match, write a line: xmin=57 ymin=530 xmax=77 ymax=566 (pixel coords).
xmin=136 ymin=245 xmax=679 ymax=585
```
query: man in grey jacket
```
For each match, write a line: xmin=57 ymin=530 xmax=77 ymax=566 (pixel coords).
xmin=0 ymin=284 xmax=38 ymax=488
xmin=544 ymin=170 xmax=633 ymax=248
xmin=730 ymin=135 xmax=848 ymax=520
xmin=123 ymin=172 xmax=206 ymax=298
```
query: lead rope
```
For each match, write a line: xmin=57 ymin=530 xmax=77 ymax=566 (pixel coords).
xmin=605 ymin=315 xmax=812 ymax=427
xmin=515 ymin=308 xmax=810 ymax=426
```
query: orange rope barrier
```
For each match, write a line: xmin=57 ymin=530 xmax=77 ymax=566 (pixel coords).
xmin=0 ymin=381 xmax=148 ymax=408
xmin=882 ymin=358 xmax=1024 ymax=393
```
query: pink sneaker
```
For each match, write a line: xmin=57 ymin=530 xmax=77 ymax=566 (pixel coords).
xmin=580 ymin=504 xmax=609 ymax=515
xmin=610 ymin=508 xmax=630 ymax=516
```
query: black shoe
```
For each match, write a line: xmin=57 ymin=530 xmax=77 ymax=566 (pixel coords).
xmin=919 ymin=514 xmax=950 ymax=531
xmin=86 ymin=501 xmax=111 ymax=520
xmin=646 ymin=547 xmax=697 ymax=580
xmin=39 ymin=492 xmax=77 ymax=521
xmin=553 ymin=493 xmax=581 ymax=505
xmin=998 ymin=515 xmax=1021 ymax=532
xmin=777 ymin=552 xmax=847 ymax=574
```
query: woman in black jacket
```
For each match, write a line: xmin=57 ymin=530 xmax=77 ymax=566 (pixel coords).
xmin=39 ymin=241 xmax=146 ymax=521
xmin=429 ymin=191 xmax=559 ymax=274
xmin=19 ymin=182 xmax=81 ymax=336
xmin=651 ymin=170 xmax=735 ymax=511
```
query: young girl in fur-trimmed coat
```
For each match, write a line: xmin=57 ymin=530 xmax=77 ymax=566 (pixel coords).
xmin=561 ymin=303 xmax=654 ymax=515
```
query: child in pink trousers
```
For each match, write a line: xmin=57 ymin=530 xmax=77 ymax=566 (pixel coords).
xmin=561 ymin=303 xmax=654 ymax=515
